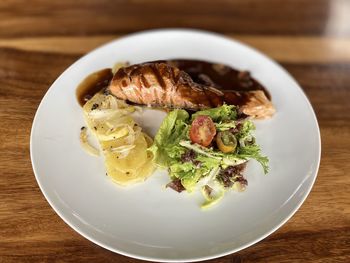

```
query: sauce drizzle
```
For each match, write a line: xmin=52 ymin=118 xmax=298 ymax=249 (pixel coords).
xmin=167 ymin=59 xmax=270 ymax=99
xmin=76 ymin=68 xmax=113 ymax=107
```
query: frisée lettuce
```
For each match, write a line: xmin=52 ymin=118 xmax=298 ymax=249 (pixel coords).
xmin=148 ymin=105 xmax=269 ymax=209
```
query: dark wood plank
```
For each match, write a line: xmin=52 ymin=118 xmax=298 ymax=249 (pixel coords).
xmin=283 ymin=63 xmax=350 ymax=127
xmin=1 ymin=36 xmax=350 ymax=63
xmin=0 ymin=0 xmax=349 ymax=37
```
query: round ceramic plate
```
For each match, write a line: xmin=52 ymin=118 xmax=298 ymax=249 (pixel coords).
xmin=30 ymin=29 xmax=321 ymax=262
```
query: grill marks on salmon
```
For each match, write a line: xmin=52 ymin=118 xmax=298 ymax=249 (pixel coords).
xmin=109 ymin=62 xmax=275 ymax=119
xmin=111 ymin=62 xmax=221 ymax=109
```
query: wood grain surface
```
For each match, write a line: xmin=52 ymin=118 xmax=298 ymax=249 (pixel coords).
xmin=1 ymin=0 xmax=349 ymax=262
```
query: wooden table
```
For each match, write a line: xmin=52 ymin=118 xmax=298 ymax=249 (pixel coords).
xmin=1 ymin=1 xmax=349 ymax=262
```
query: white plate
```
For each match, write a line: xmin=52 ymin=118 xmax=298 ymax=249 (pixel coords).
xmin=30 ymin=29 xmax=321 ymax=262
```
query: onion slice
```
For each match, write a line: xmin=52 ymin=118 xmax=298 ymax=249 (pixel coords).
xmin=80 ymin=127 xmax=100 ymax=156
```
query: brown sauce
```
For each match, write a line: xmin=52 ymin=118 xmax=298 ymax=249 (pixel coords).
xmin=76 ymin=68 xmax=113 ymax=106
xmin=167 ymin=59 xmax=270 ymax=99
xmin=76 ymin=60 xmax=270 ymax=106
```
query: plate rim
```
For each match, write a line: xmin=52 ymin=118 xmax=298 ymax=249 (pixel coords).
xmin=30 ymin=28 xmax=321 ymax=262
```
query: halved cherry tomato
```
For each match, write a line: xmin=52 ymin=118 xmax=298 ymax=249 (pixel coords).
xmin=189 ymin=115 xmax=216 ymax=147
xmin=216 ymin=131 xmax=237 ymax=153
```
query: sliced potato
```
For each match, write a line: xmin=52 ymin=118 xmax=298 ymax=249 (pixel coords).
xmin=93 ymin=120 xmax=133 ymax=141
xmin=107 ymin=150 xmax=155 ymax=186
xmin=104 ymin=133 xmax=148 ymax=173
xmin=81 ymin=92 xmax=155 ymax=186
xmin=106 ymin=164 xmax=143 ymax=186
xmin=137 ymin=151 xmax=155 ymax=180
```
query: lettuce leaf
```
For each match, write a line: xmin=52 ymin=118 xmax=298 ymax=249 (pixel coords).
xmin=179 ymin=140 xmax=247 ymax=166
xmin=148 ymin=109 xmax=189 ymax=168
xmin=181 ymin=170 xmax=204 ymax=192
xmin=149 ymin=105 xmax=269 ymax=207
xmin=235 ymin=121 xmax=269 ymax=173
xmin=237 ymin=144 xmax=269 ymax=174
xmin=191 ymin=104 xmax=237 ymax=122
xmin=215 ymin=121 xmax=236 ymax=131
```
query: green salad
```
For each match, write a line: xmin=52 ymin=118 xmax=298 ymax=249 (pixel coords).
xmin=149 ymin=105 xmax=268 ymax=209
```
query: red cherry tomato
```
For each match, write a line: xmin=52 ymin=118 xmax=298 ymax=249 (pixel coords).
xmin=189 ymin=115 xmax=216 ymax=147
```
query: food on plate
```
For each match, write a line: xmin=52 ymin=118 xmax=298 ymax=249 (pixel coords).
xmin=108 ymin=60 xmax=275 ymax=119
xmin=149 ymin=105 xmax=269 ymax=208
xmin=76 ymin=68 xmax=114 ymax=107
xmin=189 ymin=115 xmax=216 ymax=147
xmin=216 ymin=131 xmax=237 ymax=153
xmin=80 ymin=92 xmax=155 ymax=186
xmin=78 ymin=59 xmax=272 ymax=207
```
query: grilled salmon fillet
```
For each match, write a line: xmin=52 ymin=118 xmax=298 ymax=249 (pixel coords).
xmin=109 ymin=61 xmax=275 ymax=119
